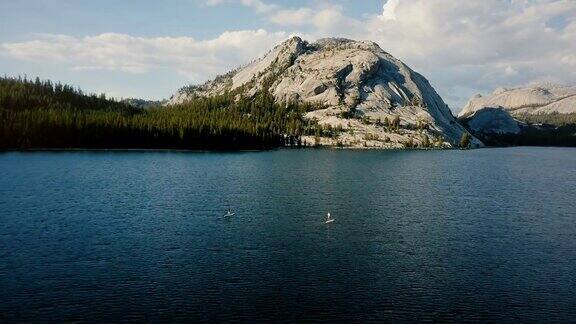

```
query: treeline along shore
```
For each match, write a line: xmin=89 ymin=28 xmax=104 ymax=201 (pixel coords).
xmin=3 ymin=76 xmax=574 ymax=151
xmin=0 ymin=77 xmax=324 ymax=150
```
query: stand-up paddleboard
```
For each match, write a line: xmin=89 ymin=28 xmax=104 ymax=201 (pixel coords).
xmin=325 ymin=212 xmax=335 ymax=224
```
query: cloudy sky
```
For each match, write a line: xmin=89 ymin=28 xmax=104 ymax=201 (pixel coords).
xmin=1 ymin=0 xmax=575 ymax=111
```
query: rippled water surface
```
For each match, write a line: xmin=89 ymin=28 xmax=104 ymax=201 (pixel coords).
xmin=1 ymin=148 xmax=576 ymax=322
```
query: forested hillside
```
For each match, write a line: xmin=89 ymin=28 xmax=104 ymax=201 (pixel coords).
xmin=460 ymin=110 xmax=576 ymax=147
xmin=0 ymin=77 xmax=317 ymax=150
xmin=517 ymin=112 xmax=576 ymax=127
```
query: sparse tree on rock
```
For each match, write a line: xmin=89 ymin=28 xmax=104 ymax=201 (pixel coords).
xmin=460 ymin=133 xmax=472 ymax=149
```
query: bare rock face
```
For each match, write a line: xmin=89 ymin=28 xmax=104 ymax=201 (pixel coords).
xmin=459 ymin=84 xmax=576 ymax=119
xmin=169 ymin=37 xmax=481 ymax=148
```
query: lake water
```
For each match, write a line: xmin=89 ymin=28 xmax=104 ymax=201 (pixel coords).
xmin=1 ymin=148 xmax=575 ymax=322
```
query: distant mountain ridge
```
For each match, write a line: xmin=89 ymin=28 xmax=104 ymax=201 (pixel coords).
xmin=169 ymin=37 xmax=480 ymax=149
xmin=122 ymin=98 xmax=166 ymax=109
xmin=459 ymin=84 xmax=576 ymax=119
xmin=458 ymin=84 xmax=576 ymax=147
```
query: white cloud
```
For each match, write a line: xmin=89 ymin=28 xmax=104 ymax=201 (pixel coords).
xmin=270 ymin=4 xmax=363 ymax=39
xmin=312 ymin=6 xmax=360 ymax=33
xmin=203 ymin=0 xmax=276 ymax=13
xmin=208 ymin=0 xmax=360 ymax=33
xmin=505 ymin=66 xmax=518 ymax=76
xmin=561 ymin=54 xmax=576 ymax=66
xmin=381 ymin=0 xmax=399 ymax=21
xmin=1 ymin=30 xmax=289 ymax=82
xmin=270 ymin=8 xmax=314 ymax=26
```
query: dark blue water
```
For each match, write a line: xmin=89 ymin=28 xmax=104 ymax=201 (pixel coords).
xmin=1 ymin=148 xmax=575 ymax=322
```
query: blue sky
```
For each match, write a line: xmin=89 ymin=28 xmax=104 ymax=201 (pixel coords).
xmin=1 ymin=0 xmax=575 ymax=111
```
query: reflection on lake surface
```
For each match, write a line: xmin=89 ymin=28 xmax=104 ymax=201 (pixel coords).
xmin=1 ymin=147 xmax=575 ymax=321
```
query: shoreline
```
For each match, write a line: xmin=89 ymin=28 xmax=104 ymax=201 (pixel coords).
xmin=1 ymin=145 xmax=574 ymax=153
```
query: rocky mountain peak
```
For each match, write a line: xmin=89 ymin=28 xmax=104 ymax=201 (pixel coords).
xmin=168 ymin=37 xmax=481 ymax=148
